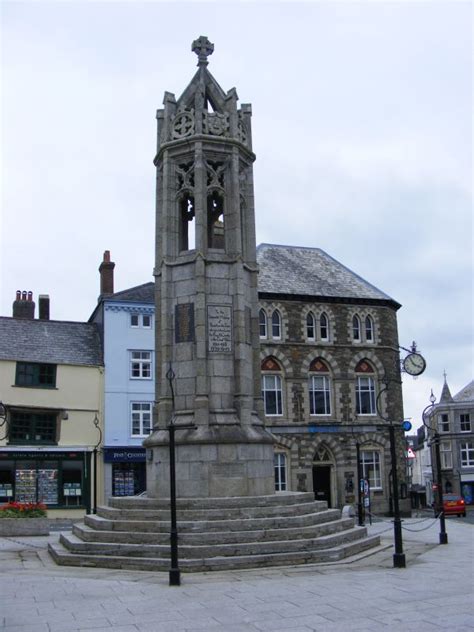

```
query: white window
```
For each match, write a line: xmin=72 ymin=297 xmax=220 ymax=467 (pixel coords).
xmin=460 ymin=414 xmax=471 ymax=432
xmin=131 ymin=402 xmax=152 ymax=436
xmin=306 ymin=312 xmax=315 ymax=340
xmin=262 ymin=374 xmax=282 ymax=416
xmin=352 ymin=315 xmax=361 ymax=341
xmin=274 ymin=453 xmax=287 ymax=491
xmin=319 ymin=313 xmax=329 ymax=341
xmin=356 ymin=376 xmax=376 ymax=415
xmin=130 ymin=314 xmax=139 ymax=328
xmin=130 ymin=314 xmax=152 ymax=328
xmin=130 ymin=351 xmax=152 ymax=379
xmin=440 ymin=441 xmax=452 ymax=469
xmin=259 ymin=309 xmax=267 ymax=339
xmin=460 ymin=442 xmax=474 ymax=467
xmin=365 ymin=315 xmax=374 ymax=342
xmin=360 ymin=450 xmax=382 ymax=490
xmin=142 ymin=314 xmax=152 ymax=328
xmin=309 ymin=375 xmax=331 ymax=415
xmin=271 ymin=310 xmax=281 ymax=339
xmin=439 ymin=413 xmax=450 ymax=433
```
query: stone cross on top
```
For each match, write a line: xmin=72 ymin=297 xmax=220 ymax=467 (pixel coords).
xmin=192 ymin=35 xmax=214 ymax=66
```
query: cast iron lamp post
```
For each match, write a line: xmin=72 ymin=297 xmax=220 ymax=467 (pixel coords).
xmin=0 ymin=401 xmax=8 ymax=441
xmin=165 ymin=366 xmax=196 ymax=586
xmin=422 ymin=390 xmax=448 ymax=545
xmin=92 ymin=412 xmax=102 ymax=514
xmin=376 ymin=378 xmax=406 ymax=568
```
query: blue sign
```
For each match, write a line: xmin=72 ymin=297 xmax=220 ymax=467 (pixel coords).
xmin=308 ymin=425 xmax=340 ymax=433
xmin=103 ymin=448 xmax=146 ymax=463
xmin=402 ymin=420 xmax=412 ymax=432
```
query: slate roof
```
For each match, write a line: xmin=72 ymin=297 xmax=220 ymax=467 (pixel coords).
xmin=453 ymin=380 xmax=474 ymax=403
xmin=0 ymin=317 xmax=103 ymax=366
xmin=107 ymin=282 xmax=154 ymax=304
xmin=256 ymin=244 xmax=398 ymax=305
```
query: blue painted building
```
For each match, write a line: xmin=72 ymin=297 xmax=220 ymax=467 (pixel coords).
xmin=90 ymin=252 xmax=154 ymax=498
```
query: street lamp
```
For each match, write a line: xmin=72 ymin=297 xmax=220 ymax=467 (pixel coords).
xmin=0 ymin=401 xmax=8 ymax=442
xmin=92 ymin=412 xmax=102 ymax=514
xmin=422 ymin=390 xmax=448 ymax=545
xmin=376 ymin=378 xmax=406 ymax=568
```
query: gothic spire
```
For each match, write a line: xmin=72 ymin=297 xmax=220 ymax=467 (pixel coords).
xmin=439 ymin=372 xmax=454 ymax=403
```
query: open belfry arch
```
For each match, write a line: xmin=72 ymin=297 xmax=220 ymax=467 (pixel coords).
xmin=144 ymin=36 xmax=275 ymax=498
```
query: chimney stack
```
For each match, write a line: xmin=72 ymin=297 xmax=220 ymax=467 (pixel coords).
xmin=99 ymin=250 xmax=115 ymax=297
xmin=38 ymin=295 xmax=50 ymax=320
xmin=13 ymin=290 xmax=35 ymax=319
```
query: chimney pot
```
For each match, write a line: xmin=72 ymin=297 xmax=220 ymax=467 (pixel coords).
xmin=16 ymin=290 xmax=21 ymax=301
xmin=22 ymin=291 xmax=27 ymax=301
xmin=13 ymin=290 xmax=35 ymax=319
xmin=27 ymin=291 xmax=33 ymax=302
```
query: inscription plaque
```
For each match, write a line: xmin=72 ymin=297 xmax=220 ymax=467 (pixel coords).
xmin=175 ymin=303 xmax=194 ymax=343
xmin=208 ymin=305 xmax=232 ymax=352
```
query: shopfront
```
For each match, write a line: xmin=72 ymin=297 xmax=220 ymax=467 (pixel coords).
xmin=103 ymin=447 xmax=146 ymax=497
xmin=0 ymin=449 xmax=92 ymax=511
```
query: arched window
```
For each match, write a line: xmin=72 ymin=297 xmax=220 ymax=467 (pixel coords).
xmin=274 ymin=453 xmax=287 ymax=491
xmin=306 ymin=312 xmax=315 ymax=340
xmin=320 ymin=313 xmax=329 ymax=341
xmin=309 ymin=358 xmax=331 ymax=416
xmin=261 ymin=357 xmax=283 ymax=416
xmin=365 ymin=315 xmax=374 ymax=342
xmin=355 ymin=360 xmax=376 ymax=415
xmin=259 ymin=309 xmax=267 ymax=339
xmin=352 ymin=315 xmax=361 ymax=341
xmin=271 ymin=310 xmax=281 ymax=339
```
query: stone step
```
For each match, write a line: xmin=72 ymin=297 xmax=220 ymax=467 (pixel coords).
xmin=48 ymin=534 xmax=381 ymax=572
xmin=74 ymin=516 xmax=354 ymax=545
xmin=59 ymin=526 xmax=368 ymax=559
xmin=85 ymin=508 xmax=342 ymax=533
xmin=96 ymin=500 xmax=327 ymax=522
xmin=108 ymin=492 xmax=316 ymax=510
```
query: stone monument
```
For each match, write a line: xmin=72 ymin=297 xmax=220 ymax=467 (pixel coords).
xmin=143 ymin=36 xmax=275 ymax=498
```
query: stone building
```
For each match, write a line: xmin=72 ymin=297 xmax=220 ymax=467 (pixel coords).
xmin=257 ymin=244 xmax=408 ymax=516
xmin=0 ymin=292 xmax=104 ymax=517
xmin=430 ymin=378 xmax=474 ymax=504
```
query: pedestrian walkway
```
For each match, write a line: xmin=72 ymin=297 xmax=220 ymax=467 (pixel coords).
xmin=0 ymin=517 xmax=472 ymax=631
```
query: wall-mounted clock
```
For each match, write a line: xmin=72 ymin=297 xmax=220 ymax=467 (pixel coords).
xmin=403 ymin=352 xmax=426 ymax=376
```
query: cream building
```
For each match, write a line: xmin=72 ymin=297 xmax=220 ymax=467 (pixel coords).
xmin=0 ymin=292 xmax=104 ymax=518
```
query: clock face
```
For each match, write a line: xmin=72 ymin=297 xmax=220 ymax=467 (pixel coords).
xmin=403 ymin=353 xmax=426 ymax=376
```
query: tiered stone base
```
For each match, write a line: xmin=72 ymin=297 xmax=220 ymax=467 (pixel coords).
xmin=48 ymin=492 xmax=380 ymax=572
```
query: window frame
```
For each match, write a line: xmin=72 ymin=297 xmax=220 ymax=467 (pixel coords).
xmin=259 ymin=309 xmax=267 ymax=339
xmin=130 ymin=351 xmax=152 ymax=380
xmin=460 ymin=413 xmax=471 ymax=433
xmin=440 ymin=440 xmax=453 ymax=469
xmin=15 ymin=362 xmax=57 ymax=389
xmin=130 ymin=314 xmax=152 ymax=329
xmin=356 ymin=375 xmax=376 ymax=415
xmin=9 ymin=410 xmax=58 ymax=445
xmin=365 ymin=315 xmax=374 ymax=342
xmin=274 ymin=452 xmax=287 ymax=491
xmin=360 ymin=450 xmax=382 ymax=490
xmin=460 ymin=442 xmax=474 ymax=467
xmin=306 ymin=312 xmax=315 ymax=340
xmin=262 ymin=374 xmax=283 ymax=416
xmin=352 ymin=315 xmax=361 ymax=342
xmin=271 ymin=310 xmax=281 ymax=340
xmin=130 ymin=402 xmax=153 ymax=437
xmin=309 ymin=374 xmax=331 ymax=416
xmin=319 ymin=313 xmax=329 ymax=341
xmin=439 ymin=413 xmax=450 ymax=433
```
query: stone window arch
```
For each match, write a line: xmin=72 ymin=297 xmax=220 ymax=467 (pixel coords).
xmin=365 ymin=315 xmax=374 ymax=343
xmin=352 ymin=314 xmax=361 ymax=342
xmin=348 ymin=309 xmax=380 ymax=344
xmin=271 ymin=309 xmax=281 ymax=339
xmin=319 ymin=312 xmax=329 ymax=341
xmin=259 ymin=308 xmax=267 ymax=339
xmin=258 ymin=302 xmax=288 ymax=342
xmin=301 ymin=305 xmax=336 ymax=343
xmin=306 ymin=311 xmax=316 ymax=340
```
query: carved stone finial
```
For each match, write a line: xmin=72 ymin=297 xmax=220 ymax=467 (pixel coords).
xmin=192 ymin=35 xmax=214 ymax=66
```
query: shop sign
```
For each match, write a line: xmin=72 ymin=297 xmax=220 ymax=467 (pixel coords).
xmin=0 ymin=451 xmax=83 ymax=460
xmin=103 ymin=448 xmax=146 ymax=463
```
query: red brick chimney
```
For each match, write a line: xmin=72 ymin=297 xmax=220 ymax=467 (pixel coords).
xmin=99 ymin=250 xmax=115 ymax=297
xmin=38 ymin=294 xmax=50 ymax=320
xmin=12 ymin=290 xmax=35 ymax=319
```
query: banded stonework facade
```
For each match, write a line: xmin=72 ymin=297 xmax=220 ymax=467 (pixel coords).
xmin=257 ymin=244 xmax=409 ymax=516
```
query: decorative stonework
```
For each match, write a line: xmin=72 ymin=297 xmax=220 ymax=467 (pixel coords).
xmin=172 ymin=110 xmax=195 ymax=139
xmin=203 ymin=112 xmax=229 ymax=137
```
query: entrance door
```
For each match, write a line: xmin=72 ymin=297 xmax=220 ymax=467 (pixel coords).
xmin=313 ymin=465 xmax=331 ymax=507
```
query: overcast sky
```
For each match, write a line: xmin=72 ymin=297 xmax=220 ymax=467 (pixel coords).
xmin=1 ymin=1 xmax=472 ymax=427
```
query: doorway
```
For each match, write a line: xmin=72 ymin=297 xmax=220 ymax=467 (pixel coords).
xmin=313 ymin=465 xmax=332 ymax=507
